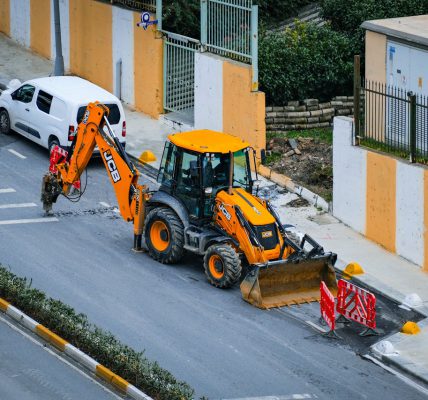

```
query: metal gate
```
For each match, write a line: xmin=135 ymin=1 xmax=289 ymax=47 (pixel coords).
xmin=163 ymin=33 xmax=201 ymax=117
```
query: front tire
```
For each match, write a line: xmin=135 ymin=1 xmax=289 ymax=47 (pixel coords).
xmin=0 ymin=109 xmax=11 ymax=135
xmin=204 ymin=244 xmax=242 ymax=288
xmin=145 ymin=207 xmax=184 ymax=264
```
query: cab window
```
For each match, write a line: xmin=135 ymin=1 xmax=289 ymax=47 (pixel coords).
xmin=158 ymin=142 xmax=177 ymax=188
xmin=36 ymin=90 xmax=53 ymax=114
xmin=12 ymin=84 xmax=35 ymax=103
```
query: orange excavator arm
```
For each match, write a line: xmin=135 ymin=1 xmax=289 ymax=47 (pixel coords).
xmin=41 ymin=102 xmax=148 ymax=251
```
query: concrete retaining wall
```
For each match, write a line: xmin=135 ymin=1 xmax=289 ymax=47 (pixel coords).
xmin=195 ymin=52 xmax=266 ymax=155
xmin=333 ymin=116 xmax=428 ymax=271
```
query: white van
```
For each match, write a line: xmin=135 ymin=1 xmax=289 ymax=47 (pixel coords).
xmin=0 ymin=76 xmax=126 ymax=152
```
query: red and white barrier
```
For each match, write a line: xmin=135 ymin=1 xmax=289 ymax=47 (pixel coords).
xmin=320 ymin=281 xmax=335 ymax=331
xmin=336 ymin=279 xmax=378 ymax=335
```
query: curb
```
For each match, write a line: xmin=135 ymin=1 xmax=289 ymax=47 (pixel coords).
xmin=370 ymin=317 xmax=428 ymax=386
xmin=257 ymin=164 xmax=330 ymax=211
xmin=0 ymin=298 xmax=153 ymax=400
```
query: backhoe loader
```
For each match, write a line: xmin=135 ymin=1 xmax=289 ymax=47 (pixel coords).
xmin=41 ymin=102 xmax=337 ymax=309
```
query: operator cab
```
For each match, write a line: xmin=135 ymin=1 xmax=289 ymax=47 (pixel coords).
xmin=157 ymin=130 xmax=259 ymax=221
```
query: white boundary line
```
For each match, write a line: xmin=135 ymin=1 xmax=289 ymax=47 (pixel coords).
xmin=0 ymin=314 xmax=123 ymax=400
xmin=363 ymin=354 xmax=428 ymax=396
xmin=0 ymin=188 xmax=16 ymax=194
xmin=0 ymin=203 xmax=37 ymax=209
xmin=0 ymin=217 xmax=58 ymax=225
xmin=99 ymin=202 xmax=110 ymax=208
xmin=8 ymin=149 xmax=27 ymax=159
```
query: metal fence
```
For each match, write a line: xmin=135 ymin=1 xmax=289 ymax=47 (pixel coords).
xmin=201 ymin=0 xmax=258 ymax=90
xmin=355 ymin=79 xmax=428 ymax=163
xmin=163 ymin=33 xmax=201 ymax=114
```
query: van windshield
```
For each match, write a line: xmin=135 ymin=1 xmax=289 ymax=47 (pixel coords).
xmin=77 ymin=103 xmax=121 ymax=125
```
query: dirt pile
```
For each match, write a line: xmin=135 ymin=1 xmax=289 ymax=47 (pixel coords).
xmin=266 ymin=136 xmax=333 ymax=200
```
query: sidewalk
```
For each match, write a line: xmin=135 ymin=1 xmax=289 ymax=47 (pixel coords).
xmin=1 ymin=32 xmax=428 ymax=389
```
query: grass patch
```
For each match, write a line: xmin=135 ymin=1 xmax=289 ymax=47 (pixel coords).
xmin=267 ymin=127 xmax=333 ymax=144
xmin=0 ymin=265 xmax=194 ymax=400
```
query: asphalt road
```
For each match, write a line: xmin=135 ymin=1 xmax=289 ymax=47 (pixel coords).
xmin=0 ymin=133 xmax=426 ymax=400
xmin=0 ymin=314 xmax=121 ymax=400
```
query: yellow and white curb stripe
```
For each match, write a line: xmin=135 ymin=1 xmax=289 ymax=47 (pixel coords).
xmin=0 ymin=298 xmax=153 ymax=400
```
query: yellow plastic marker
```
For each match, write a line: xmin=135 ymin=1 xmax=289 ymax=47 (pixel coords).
xmin=401 ymin=321 xmax=421 ymax=335
xmin=139 ymin=150 xmax=156 ymax=163
xmin=343 ymin=262 xmax=364 ymax=278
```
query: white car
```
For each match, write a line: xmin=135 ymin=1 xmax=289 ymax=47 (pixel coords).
xmin=0 ymin=76 xmax=126 ymax=153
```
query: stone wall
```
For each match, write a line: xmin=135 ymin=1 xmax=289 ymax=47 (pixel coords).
xmin=266 ymin=96 xmax=354 ymax=131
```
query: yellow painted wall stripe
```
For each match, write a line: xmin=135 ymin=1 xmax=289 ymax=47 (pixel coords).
xmin=30 ymin=0 xmax=51 ymax=59
xmin=0 ymin=0 xmax=10 ymax=36
xmin=366 ymin=151 xmax=397 ymax=252
xmin=36 ymin=324 xmax=68 ymax=351
xmin=223 ymin=60 xmax=266 ymax=155
xmin=96 ymin=364 xmax=129 ymax=392
xmin=0 ymin=298 xmax=10 ymax=312
xmin=133 ymin=12 xmax=163 ymax=118
xmin=69 ymin=0 xmax=113 ymax=92
xmin=424 ymin=170 xmax=428 ymax=272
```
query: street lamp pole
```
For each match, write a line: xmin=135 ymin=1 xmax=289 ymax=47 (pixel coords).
xmin=53 ymin=0 xmax=64 ymax=76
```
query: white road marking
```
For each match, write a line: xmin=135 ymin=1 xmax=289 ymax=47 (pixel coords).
xmin=363 ymin=354 xmax=428 ymax=397
xmin=0 ymin=217 xmax=58 ymax=225
xmin=0 ymin=188 xmax=16 ymax=194
xmin=0 ymin=315 xmax=123 ymax=399
xmin=8 ymin=149 xmax=27 ymax=159
xmin=99 ymin=202 xmax=110 ymax=208
xmin=305 ymin=320 xmax=327 ymax=333
xmin=223 ymin=394 xmax=315 ymax=400
xmin=0 ymin=203 xmax=37 ymax=209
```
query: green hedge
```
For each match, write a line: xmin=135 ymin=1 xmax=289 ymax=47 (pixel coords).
xmin=259 ymin=22 xmax=354 ymax=105
xmin=0 ymin=265 xmax=194 ymax=400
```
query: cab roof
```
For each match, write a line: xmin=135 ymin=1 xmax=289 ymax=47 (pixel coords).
xmin=168 ymin=130 xmax=250 ymax=154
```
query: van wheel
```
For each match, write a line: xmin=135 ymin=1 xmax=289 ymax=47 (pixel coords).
xmin=48 ymin=137 xmax=60 ymax=154
xmin=0 ymin=109 xmax=11 ymax=135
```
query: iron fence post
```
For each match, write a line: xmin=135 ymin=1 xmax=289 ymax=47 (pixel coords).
xmin=409 ymin=92 xmax=417 ymax=163
xmin=201 ymin=0 xmax=207 ymax=49
xmin=156 ymin=0 xmax=162 ymax=31
xmin=353 ymin=55 xmax=361 ymax=145
xmin=251 ymin=5 xmax=258 ymax=92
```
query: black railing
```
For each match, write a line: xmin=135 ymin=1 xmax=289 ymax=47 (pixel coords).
xmin=354 ymin=56 xmax=428 ymax=163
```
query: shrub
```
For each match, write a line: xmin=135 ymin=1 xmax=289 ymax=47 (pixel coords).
xmin=0 ymin=265 xmax=194 ymax=400
xmin=259 ymin=22 xmax=354 ymax=105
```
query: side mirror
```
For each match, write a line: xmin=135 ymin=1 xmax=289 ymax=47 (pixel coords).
xmin=11 ymin=91 xmax=17 ymax=101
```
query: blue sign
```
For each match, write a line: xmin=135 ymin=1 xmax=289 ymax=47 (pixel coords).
xmin=137 ymin=12 xmax=158 ymax=30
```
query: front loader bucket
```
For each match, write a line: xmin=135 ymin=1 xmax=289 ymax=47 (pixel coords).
xmin=240 ymin=255 xmax=337 ymax=309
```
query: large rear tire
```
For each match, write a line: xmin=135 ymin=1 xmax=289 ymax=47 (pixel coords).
xmin=204 ymin=244 xmax=241 ymax=288
xmin=145 ymin=207 xmax=184 ymax=264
